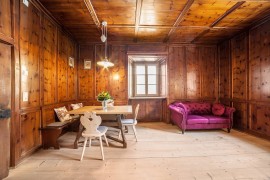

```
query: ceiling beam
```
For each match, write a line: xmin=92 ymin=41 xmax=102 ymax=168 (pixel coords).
xmin=210 ymin=1 xmax=246 ymax=27
xmin=84 ymin=0 xmax=101 ymax=32
xmin=134 ymin=0 xmax=143 ymax=42
xmin=163 ymin=0 xmax=194 ymax=43
xmin=191 ymin=1 xmax=245 ymax=43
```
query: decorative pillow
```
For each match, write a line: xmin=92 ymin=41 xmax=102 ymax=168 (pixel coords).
xmin=212 ymin=103 xmax=225 ymax=116
xmin=71 ymin=103 xmax=83 ymax=110
xmin=54 ymin=106 xmax=72 ymax=122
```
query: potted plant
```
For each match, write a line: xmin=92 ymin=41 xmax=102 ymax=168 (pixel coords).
xmin=97 ymin=91 xmax=113 ymax=110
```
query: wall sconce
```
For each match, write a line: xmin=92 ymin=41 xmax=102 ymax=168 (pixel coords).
xmin=113 ymin=74 xmax=120 ymax=80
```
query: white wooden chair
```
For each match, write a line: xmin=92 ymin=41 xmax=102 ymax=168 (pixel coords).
xmin=119 ymin=104 xmax=140 ymax=141
xmin=80 ymin=112 xmax=109 ymax=161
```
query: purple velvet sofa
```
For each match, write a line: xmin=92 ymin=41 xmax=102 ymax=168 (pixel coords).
xmin=169 ymin=102 xmax=235 ymax=134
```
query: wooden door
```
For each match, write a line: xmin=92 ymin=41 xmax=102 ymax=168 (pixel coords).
xmin=0 ymin=43 xmax=11 ymax=179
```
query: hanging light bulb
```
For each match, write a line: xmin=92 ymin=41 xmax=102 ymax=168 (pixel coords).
xmin=97 ymin=21 xmax=114 ymax=68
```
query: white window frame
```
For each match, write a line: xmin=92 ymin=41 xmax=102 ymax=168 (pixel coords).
xmin=133 ymin=62 xmax=160 ymax=97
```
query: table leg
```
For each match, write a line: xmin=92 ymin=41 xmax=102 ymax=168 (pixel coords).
xmin=118 ymin=114 xmax=127 ymax=148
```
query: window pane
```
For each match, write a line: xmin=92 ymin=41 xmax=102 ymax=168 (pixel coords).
xmin=136 ymin=75 xmax=145 ymax=84
xmin=137 ymin=85 xmax=145 ymax=94
xmin=148 ymin=66 xmax=156 ymax=74
xmin=148 ymin=85 xmax=157 ymax=94
xmin=136 ymin=66 xmax=145 ymax=74
xmin=148 ymin=75 xmax=156 ymax=84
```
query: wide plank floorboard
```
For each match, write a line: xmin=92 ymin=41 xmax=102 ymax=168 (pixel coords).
xmin=6 ymin=122 xmax=270 ymax=180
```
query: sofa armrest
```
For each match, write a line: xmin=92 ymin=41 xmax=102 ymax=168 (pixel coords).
xmin=168 ymin=105 xmax=187 ymax=131
xmin=223 ymin=106 xmax=235 ymax=128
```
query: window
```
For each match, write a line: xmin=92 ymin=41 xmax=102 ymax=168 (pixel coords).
xmin=134 ymin=63 xmax=159 ymax=96
xmin=128 ymin=55 xmax=167 ymax=98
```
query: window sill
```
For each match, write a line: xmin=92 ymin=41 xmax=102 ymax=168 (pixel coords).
xmin=128 ymin=97 xmax=167 ymax=100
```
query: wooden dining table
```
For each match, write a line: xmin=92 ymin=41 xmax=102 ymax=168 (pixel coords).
xmin=67 ymin=105 xmax=133 ymax=148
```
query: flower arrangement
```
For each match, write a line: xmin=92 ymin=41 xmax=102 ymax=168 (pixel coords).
xmin=97 ymin=91 xmax=112 ymax=101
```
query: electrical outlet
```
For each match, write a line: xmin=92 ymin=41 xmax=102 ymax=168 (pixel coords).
xmin=23 ymin=92 xmax=28 ymax=102
xmin=23 ymin=0 xmax=29 ymax=7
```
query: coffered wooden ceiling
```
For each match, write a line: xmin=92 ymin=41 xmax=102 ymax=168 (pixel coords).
xmin=39 ymin=0 xmax=270 ymax=44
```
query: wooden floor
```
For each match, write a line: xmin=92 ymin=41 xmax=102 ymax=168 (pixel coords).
xmin=6 ymin=122 xmax=270 ymax=180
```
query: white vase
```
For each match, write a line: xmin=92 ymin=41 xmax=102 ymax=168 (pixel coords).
xmin=101 ymin=100 xmax=107 ymax=110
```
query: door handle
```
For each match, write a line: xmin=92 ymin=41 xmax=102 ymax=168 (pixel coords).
xmin=0 ymin=109 xmax=11 ymax=119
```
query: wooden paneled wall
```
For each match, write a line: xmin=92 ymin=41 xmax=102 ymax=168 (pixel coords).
xmin=78 ymin=44 xmax=217 ymax=122
xmin=168 ymin=45 xmax=217 ymax=102
xmin=218 ymin=18 xmax=270 ymax=139
xmin=10 ymin=1 xmax=78 ymax=166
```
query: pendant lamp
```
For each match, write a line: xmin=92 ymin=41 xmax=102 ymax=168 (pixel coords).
xmin=97 ymin=21 xmax=114 ymax=68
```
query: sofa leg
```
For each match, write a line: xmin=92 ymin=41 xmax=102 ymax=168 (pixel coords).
xmin=227 ymin=128 xmax=231 ymax=133
xmin=181 ymin=129 xmax=185 ymax=134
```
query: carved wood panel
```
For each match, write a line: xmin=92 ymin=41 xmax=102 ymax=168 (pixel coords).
xmin=42 ymin=15 xmax=58 ymax=105
xmin=0 ymin=0 xmax=11 ymax=38
xmin=78 ymin=45 xmax=95 ymax=100
xmin=231 ymin=33 xmax=248 ymax=100
xmin=250 ymin=20 xmax=270 ymax=102
xmin=186 ymin=46 xmax=201 ymax=99
xmin=168 ymin=46 xmax=186 ymax=100
xmin=219 ymin=41 xmax=231 ymax=99
xmin=20 ymin=111 xmax=41 ymax=157
xmin=20 ymin=3 xmax=41 ymax=108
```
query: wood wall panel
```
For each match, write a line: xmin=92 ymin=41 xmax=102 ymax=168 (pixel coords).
xmin=250 ymin=21 xmax=270 ymax=102
xmin=186 ymin=47 xmax=201 ymax=99
xmin=231 ymin=33 xmax=248 ymax=100
xmin=109 ymin=45 xmax=128 ymax=103
xmin=20 ymin=3 xmax=41 ymax=108
xmin=129 ymin=99 xmax=164 ymax=122
xmin=251 ymin=104 xmax=270 ymax=137
xmin=20 ymin=111 xmax=41 ymax=157
xmin=200 ymin=46 xmax=216 ymax=99
xmin=168 ymin=46 xmax=186 ymax=100
xmin=42 ymin=16 xmax=57 ymax=105
xmin=233 ymin=102 xmax=248 ymax=130
xmin=0 ymin=0 xmax=11 ymax=38
xmin=218 ymin=19 xmax=270 ymax=139
xmin=95 ymin=45 xmax=128 ymax=105
xmin=58 ymin=32 xmax=76 ymax=102
xmin=78 ymin=45 xmax=95 ymax=100
xmin=219 ymin=41 xmax=231 ymax=99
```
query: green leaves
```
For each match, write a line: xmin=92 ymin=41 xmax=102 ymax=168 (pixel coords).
xmin=97 ymin=91 xmax=112 ymax=101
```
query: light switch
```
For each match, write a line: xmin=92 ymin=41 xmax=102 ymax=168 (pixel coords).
xmin=23 ymin=0 xmax=29 ymax=7
xmin=23 ymin=92 xmax=28 ymax=102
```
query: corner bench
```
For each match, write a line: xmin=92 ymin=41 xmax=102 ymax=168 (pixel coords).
xmin=41 ymin=117 xmax=79 ymax=149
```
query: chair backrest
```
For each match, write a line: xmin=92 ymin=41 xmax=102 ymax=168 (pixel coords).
xmin=80 ymin=112 xmax=102 ymax=134
xmin=134 ymin=104 xmax=140 ymax=120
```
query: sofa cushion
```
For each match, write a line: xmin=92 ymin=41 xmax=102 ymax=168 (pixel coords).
xmin=181 ymin=102 xmax=212 ymax=115
xmin=204 ymin=115 xmax=229 ymax=124
xmin=212 ymin=103 xmax=225 ymax=116
xmin=187 ymin=115 xmax=209 ymax=125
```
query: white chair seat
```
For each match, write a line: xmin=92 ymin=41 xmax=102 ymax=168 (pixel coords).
xmin=82 ymin=126 xmax=108 ymax=136
xmin=121 ymin=119 xmax=137 ymax=125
